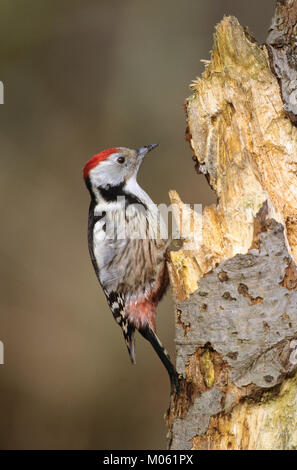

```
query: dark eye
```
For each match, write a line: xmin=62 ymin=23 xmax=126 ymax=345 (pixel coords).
xmin=117 ymin=156 xmax=125 ymax=164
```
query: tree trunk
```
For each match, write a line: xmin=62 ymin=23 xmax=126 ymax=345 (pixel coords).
xmin=166 ymin=2 xmax=297 ymax=450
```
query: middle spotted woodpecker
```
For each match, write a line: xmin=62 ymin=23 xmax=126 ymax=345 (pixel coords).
xmin=83 ymin=144 xmax=179 ymax=392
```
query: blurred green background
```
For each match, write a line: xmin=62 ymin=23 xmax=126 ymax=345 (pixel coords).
xmin=0 ymin=0 xmax=274 ymax=450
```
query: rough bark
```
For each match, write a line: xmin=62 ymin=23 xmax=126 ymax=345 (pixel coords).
xmin=267 ymin=0 xmax=297 ymax=124
xmin=166 ymin=6 xmax=297 ymax=450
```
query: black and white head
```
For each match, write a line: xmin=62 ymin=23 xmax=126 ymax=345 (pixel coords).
xmin=83 ymin=144 xmax=159 ymax=200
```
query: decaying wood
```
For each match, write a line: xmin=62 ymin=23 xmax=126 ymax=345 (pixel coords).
xmin=166 ymin=12 xmax=297 ymax=450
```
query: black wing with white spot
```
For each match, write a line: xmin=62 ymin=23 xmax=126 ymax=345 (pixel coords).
xmin=106 ymin=291 xmax=136 ymax=364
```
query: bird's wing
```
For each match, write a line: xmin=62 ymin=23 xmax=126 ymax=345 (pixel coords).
xmin=105 ymin=290 xmax=136 ymax=364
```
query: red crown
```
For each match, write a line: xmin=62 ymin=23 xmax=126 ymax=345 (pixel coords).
xmin=83 ymin=148 xmax=118 ymax=179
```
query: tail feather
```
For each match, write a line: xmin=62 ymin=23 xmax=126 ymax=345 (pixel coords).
xmin=106 ymin=290 xmax=179 ymax=392
xmin=123 ymin=323 xmax=136 ymax=364
xmin=139 ymin=326 xmax=179 ymax=393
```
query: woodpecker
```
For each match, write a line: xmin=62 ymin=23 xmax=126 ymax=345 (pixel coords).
xmin=83 ymin=144 xmax=179 ymax=392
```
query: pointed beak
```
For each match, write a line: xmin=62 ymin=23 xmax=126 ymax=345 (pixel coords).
xmin=137 ymin=143 xmax=159 ymax=157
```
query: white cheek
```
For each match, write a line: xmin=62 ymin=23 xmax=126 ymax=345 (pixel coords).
xmin=90 ymin=161 xmax=124 ymax=188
